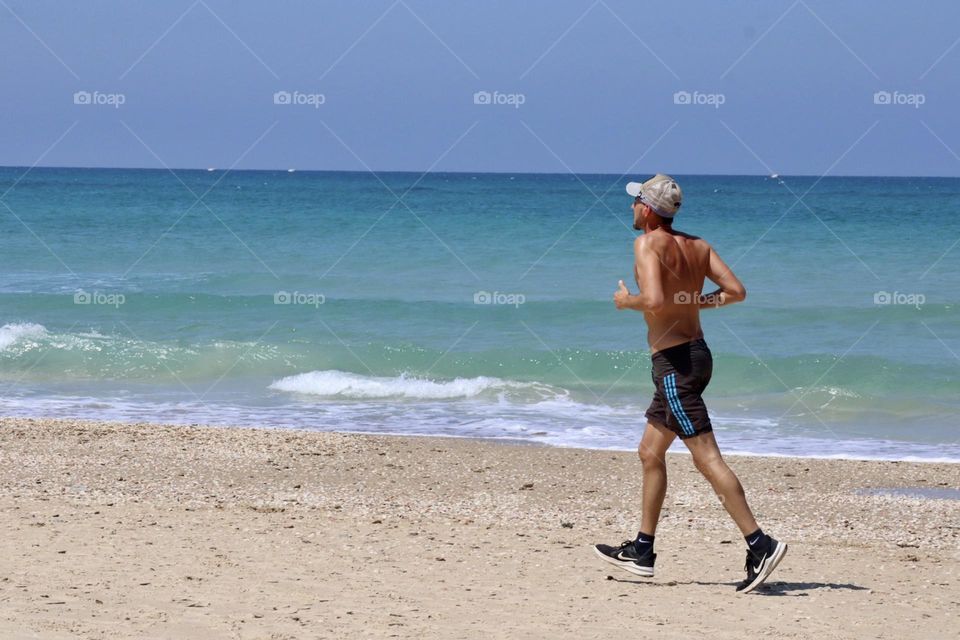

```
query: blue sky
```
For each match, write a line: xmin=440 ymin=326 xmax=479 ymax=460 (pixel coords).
xmin=2 ymin=0 xmax=959 ymax=175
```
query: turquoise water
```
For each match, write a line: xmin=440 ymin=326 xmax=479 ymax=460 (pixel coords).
xmin=1 ymin=168 xmax=958 ymax=460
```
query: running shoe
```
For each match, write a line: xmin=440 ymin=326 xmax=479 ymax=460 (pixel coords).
xmin=736 ymin=536 xmax=787 ymax=593
xmin=593 ymin=539 xmax=656 ymax=577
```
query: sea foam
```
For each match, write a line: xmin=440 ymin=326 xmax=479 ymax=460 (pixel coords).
xmin=0 ymin=323 xmax=48 ymax=351
xmin=269 ymin=369 xmax=540 ymax=400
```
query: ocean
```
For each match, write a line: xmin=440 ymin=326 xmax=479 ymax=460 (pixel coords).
xmin=1 ymin=168 xmax=957 ymax=461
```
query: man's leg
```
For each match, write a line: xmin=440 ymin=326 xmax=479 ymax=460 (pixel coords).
xmin=638 ymin=420 xmax=676 ymax=536
xmin=682 ymin=430 xmax=758 ymax=536
xmin=593 ymin=420 xmax=676 ymax=577
xmin=683 ymin=430 xmax=788 ymax=592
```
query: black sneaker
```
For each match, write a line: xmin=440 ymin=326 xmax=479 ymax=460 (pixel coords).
xmin=736 ymin=536 xmax=787 ymax=593
xmin=593 ymin=540 xmax=656 ymax=577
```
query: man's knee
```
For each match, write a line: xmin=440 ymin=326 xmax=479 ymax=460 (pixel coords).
xmin=638 ymin=443 xmax=666 ymax=469
xmin=691 ymin=450 xmax=724 ymax=475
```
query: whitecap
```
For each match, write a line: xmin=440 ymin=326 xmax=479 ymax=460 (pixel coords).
xmin=0 ymin=322 xmax=48 ymax=351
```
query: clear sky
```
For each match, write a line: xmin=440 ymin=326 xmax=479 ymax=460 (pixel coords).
xmin=2 ymin=0 xmax=959 ymax=175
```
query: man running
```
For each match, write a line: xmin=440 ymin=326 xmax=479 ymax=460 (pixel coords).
xmin=593 ymin=174 xmax=786 ymax=594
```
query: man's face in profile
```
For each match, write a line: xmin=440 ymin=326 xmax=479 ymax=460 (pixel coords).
xmin=632 ymin=198 xmax=647 ymax=230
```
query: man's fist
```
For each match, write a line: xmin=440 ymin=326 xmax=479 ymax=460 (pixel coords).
xmin=614 ymin=280 xmax=632 ymax=310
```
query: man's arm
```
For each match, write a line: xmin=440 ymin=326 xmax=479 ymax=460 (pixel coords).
xmin=699 ymin=244 xmax=746 ymax=309
xmin=614 ymin=238 xmax=664 ymax=313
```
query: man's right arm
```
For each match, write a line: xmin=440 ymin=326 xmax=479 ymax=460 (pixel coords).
xmin=699 ymin=243 xmax=746 ymax=309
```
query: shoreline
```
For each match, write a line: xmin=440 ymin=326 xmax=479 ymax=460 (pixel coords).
xmin=2 ymin=416 xmax=957 ymax=638
xmin=3 ymin=411 xmax=959 ymax=465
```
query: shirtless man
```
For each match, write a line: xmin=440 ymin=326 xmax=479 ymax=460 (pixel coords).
xmin=593 ymin=174 xmax=786 ymax=593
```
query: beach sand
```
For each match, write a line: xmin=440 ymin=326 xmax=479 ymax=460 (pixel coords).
xmin=0 ymin=417 xmax=957 ymax=639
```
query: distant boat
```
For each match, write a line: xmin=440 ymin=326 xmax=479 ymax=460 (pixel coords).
xmin=206 ymin=167 xmax=215 ymax=172
xmin=769 ymin=173 xmax=779 ymax=179
xmin=287 ymin=169 xmax=296 ymax=173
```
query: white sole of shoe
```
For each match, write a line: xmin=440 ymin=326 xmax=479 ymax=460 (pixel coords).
xmin=593 ymin=547 xmax=655 ymax=577
xmin=738 ymin=541 xmax=788 ymax=594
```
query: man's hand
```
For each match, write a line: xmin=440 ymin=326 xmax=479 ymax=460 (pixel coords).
xmin=614 ymin=280 xmax=633 ymax=310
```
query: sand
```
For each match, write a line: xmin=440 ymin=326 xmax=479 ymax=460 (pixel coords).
xmin=0 ymin=417 xmax=957 ymax=639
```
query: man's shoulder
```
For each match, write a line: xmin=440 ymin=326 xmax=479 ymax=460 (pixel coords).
xmin=636 ymin=230 xmax=711 ymax=250
xmin=634 ymin=233 xmax=666 ymax=254
xmin=674 ymin=228 xmax=707 ymax=242
xmin=677 ymin=230 xmax=712 ymax=253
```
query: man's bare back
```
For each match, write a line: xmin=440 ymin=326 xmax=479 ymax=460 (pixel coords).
xmin=615 ymin=227 xmax=746 ymax=353
xmin=634 ymin=229 xmax=708 ymax=352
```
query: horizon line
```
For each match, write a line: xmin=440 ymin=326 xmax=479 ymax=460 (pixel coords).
xmin=1 ymin=165 xmax=958 ymax=180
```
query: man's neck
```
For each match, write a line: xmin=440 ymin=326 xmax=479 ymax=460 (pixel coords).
xmin=645 ymin=223 xmax=674 ymax=234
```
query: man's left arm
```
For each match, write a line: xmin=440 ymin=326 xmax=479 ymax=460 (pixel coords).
xmin=614 ymin=239 xmax=664 ymax=313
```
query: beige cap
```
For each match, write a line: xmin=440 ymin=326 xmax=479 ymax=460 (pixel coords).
xmin=626 ymin=174 xmax=683 ymax=217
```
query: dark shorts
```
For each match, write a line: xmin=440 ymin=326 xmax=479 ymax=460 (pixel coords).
xmin=645 ymin=338 xmax=713 ymax=439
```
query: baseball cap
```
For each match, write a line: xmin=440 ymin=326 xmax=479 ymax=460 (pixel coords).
xmin=625 ymin=174 xmax=683 ymax=218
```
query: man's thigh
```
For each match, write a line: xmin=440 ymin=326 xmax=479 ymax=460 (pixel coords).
xmin=681 ymin=429 xmax=726 ymax=468
xmin=638 ymin=420 xmax=677 ymax=462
